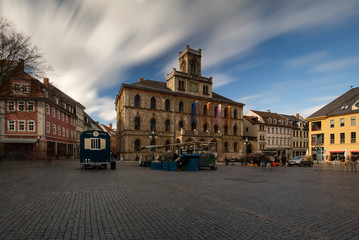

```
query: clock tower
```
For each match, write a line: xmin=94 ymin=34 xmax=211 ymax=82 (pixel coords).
xmin=166 ymin=45 xmax=213 ymax=98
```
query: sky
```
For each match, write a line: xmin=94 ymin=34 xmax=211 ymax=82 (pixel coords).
xmin=1 ymin=0 xmax=359 ymax=128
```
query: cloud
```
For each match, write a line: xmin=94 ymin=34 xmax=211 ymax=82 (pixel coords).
xmin=284 ymin=52 xmax=327 ymax=68
xmin=310 ymin=57 xmax=359 ymax=73
xmin=211 ymin=73 xmax=237 ymax=89
xmin=1 ymin=0 xmax=359 ymax=125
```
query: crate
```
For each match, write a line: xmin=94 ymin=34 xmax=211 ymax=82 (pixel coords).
xmin=168 ymin=161 xmax=177 ymax=171
xmin=186 ymin=158 xmax=199 ymax=171
xmin=151 ymin=162 xmax=162 ymax=170
xmin=162 ymin=162 xmax=169 ymax=171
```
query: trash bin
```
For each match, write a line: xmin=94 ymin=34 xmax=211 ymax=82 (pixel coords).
xmin=111 ymin=161 xmax=116 ymax=170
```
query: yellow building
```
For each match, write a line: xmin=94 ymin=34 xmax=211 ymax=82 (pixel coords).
xmin=306 ymin=87 xmax=359 ymax=163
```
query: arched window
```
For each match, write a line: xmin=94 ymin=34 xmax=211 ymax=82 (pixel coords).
xmin=179 ymin=101 xmax=184 ymax=112
xmin=233 ymin=109 xmax=237 ymax=119
xmin=135 ymin=117 xmax=140 ymax=130
xmin=134 ymin=94 xmax=141 ymax=107
xmin=178 ymin=121 xmax=184 ymax=131
xmin=214 ymin=106 xmax=218 ymax=117
xmin=191 ymin=62 xmax=196 ymax=75
xmin=150 ymin=97 xmax=156 ymax=109
xmin=224 ymin=125 xmax=228 ymax=135
xmin=165 ymin=99 xmax=170 ymax=111
xmin=135 ymin=139 xmax=141 ymax=152
xmin=203 ymin=105 xmax=207 ymax=116
xmin=165 ymin=120 xmax=170 ymax=132
xmin=233 ymin=125 xmax=237 ymax=136
xmin=150 ymin=118 xmax=156 ymax=131
xmin=224 ymin=108 xmax=228 ymax=118
xmin=191 ymin=122 xmax=196 ymax=131
xmin=224 ymin=142 xmax=228 ymax=152
xmin=203 ymin=124 xmax=208 ymax=132
xmin=214 ymin=125 xmax=218 ymax=133
xmin=234 ymin=142 xmax=238 ymax=152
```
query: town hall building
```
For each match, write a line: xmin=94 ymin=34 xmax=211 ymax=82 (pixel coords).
xmin=115 ymin=46 xmax=245 ymax=161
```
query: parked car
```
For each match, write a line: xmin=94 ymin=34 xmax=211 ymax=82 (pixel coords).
xmin=288 ymin=156 xmax=313 ymax=167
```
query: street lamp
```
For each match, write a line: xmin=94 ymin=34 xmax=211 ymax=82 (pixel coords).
xmin=244 ymin=137 xmax=249 ymax=165
xmin=149 ymin=131 xmax=158 ymax=160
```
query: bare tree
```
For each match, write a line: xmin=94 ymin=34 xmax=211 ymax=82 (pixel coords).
xmin=0 ymin=17 xmax=52 ymax=81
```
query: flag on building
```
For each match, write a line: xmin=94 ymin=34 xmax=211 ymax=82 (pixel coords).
xmin=191 ymin=101 xmax=198 ymax=124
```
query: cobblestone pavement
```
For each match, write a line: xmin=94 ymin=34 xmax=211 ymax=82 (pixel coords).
xmin=0 ymin=160 xmax=358 ymax=240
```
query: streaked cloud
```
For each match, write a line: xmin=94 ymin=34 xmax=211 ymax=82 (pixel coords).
xmin=310 ymin=57 xmax=359 ymax=73
xmin=1 ymin=0 xmax=359 ymax=126
xmin=284 ymin=52 xmax=327 ymax=68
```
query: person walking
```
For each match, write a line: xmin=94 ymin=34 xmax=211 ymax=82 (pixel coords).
xmin=350 ymin=156 xmax=357 ymax=172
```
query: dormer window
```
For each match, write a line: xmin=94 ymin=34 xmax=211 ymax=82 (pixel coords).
xmin=268 ymin=118 xmax=272 ymax=124
xmin=273 ymin=119 xmax=277 ymax=124
xmin=13 ymin=83 xmax=29 ymax=94
xmin=285 ymin=120 xmax=288 ymax=126
xmin=55 ymin=97 xmax=59 ymax=104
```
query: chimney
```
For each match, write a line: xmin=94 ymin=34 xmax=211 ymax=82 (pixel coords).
xmin=139 ymin=77 xmax=143 ymax=82
xmin=109 ymin=123 xmax=113 ymax=130
xmin=296 ymin=113 xmax=300 ymax=119
xmin=266 ymin=109 xmax=270 ymax=113
xmin=44 ymin=78 xmax=49 ymax=86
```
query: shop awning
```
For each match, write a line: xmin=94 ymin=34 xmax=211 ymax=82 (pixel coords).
xmin=350 ymin=150 xmax=359 ymax=153
xmin=329 ymin=150 xmax=345 ymax=153
xmin=0 ymin=138 xmax=37 ymax=144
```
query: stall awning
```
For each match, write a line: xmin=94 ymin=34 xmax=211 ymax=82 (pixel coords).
xmin=329 ymin=150 xmax=345 ymax=153
xmin=0 ymin=138 xmax=37 ymax=144
xmin=350 ymin=150 xmax=359 ymax=153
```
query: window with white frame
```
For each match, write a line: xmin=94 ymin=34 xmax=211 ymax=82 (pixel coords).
xmin=27 ymin=101 xmax=34 ymax=111
xmin=330 ymin=119 xmax=334 ymax=128
xmin=351 ymin=117 xmax=356 ymax=126
xmin=52 ymin=107 xmax=55 ymax=117
xmin=58 ymin=126 xmax=61 ymax=135
xmin=7 ymin=101 xmax=15 ymax=111
xmin=18 ymin=101 xmax=25 ymax=111
xmin=47 ymin=122 xmax=50 ymax=133
xmin=8 ymin=120 xmax=16 ymax=131
xmin=18 ymin=120 xmax=25 ymax=131
xmin=13 ymin=83 xmax=20 ymax=93
xmin=66 ymin=129 xmax=69 ymax=138
xmin=46 ymin=104 xmax=50 ymax=114
xmin=273 ymin=119 xmax=277 ymax=124
xmin=340 ymin=118 xmax=345 ymax=127
xmin=57 ymin=110 xmax=60 ymax=120
xmin=28 ymin=120 xmax=35 ymax=132
xmin=55 ymin=97 xmax=59 ymax=104
xmin=65 ymin=115 xmax=68 ymax=123
xmin=21 ymin=84 xmax=28 ymax=93
xmin=71 ymin=131 xmax=73 ymax=139
xmin=53 ymin=124 xmax=56 ymax=134
xmin=62 ymin=112 xmax=64 ymax=121
xmin=62 ymin=127 xmax=65 ymax=137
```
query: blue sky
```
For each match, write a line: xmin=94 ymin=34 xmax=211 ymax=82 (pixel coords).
xmin=1 ymin=0 xmax=359 ymax=127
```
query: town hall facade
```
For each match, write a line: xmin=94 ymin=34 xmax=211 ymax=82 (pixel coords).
xmin=115 ymin=46 xmax=245 ymax=161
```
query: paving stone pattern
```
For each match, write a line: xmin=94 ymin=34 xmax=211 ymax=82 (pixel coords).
xmin=0 ymin=160 xmax=358 ymax=239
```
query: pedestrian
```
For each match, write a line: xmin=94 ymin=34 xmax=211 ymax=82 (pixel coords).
xmin=350 ymin=156 xmax=357 ymax=172
xmin=282 ymin=155 xmax=287 ymax=166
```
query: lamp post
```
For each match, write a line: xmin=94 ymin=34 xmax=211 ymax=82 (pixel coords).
xmin=149 ymin=131 xmax=158 ymax=160
xmin=244 ymin=137 xmax=249 ymax=165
